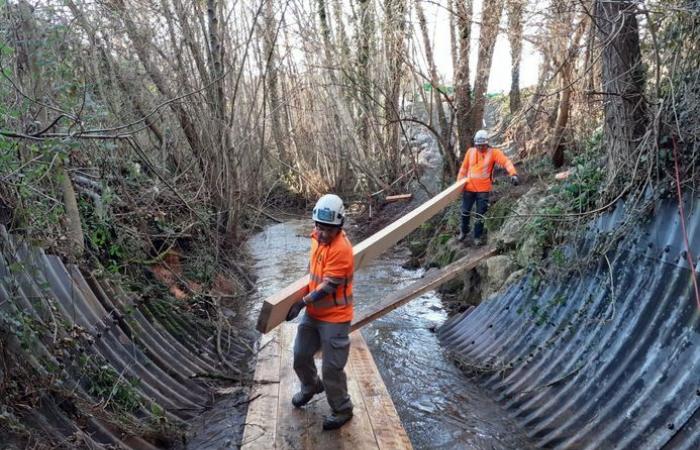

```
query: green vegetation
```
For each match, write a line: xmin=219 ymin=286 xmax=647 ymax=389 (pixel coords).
xmin=84 ymin=362 xmax=143 ymax=414
xmin=484 ymin=196 xmax=512 ymax=234
xmin=0 ymin=140 xmax=67 ymax=237
xmin=514 ymin=134 xmax=606 ymax=269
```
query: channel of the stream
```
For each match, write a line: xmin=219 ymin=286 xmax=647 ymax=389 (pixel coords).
xmin=241 ymin=219 xmax=534 ymax=449
xmin=187 ymin=117 xmax=534 ymax=448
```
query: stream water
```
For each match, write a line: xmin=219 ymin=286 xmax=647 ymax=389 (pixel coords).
xmin=240 ymin=219 xmax=534 ymax=450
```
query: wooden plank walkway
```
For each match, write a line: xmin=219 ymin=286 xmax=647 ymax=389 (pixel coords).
xmin=241 ymin=324 xmax=413 ymax=449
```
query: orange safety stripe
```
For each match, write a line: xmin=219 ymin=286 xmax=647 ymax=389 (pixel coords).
xmin=310 ymin=294 xmax=354 ymax=309
xmin=309 ymin=273 xmax=353 ymax=284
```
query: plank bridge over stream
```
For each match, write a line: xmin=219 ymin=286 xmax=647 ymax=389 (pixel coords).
xmin=242 ymin=179 xmax=497 ymax=449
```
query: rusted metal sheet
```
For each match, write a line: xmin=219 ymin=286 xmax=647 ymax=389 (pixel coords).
xmin=0 ymin=226 xmax=246 ymax=447
xmin=439 ymin=199 xmax=700 ymax=449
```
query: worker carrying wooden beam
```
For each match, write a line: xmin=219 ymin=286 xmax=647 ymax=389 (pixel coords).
xmin=285 ymin=193 xmax=355 ymax=431
xmin=457 ymin=129 xmax=519 ymax=246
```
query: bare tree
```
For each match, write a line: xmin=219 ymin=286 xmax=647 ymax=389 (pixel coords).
xmin=355 ymin=0 xmax=375 ymax=154
xmin=263 ymin=0 xmax=290 ymax=167
xmin=454 ymin=0 xmax=473 ymax=157
xmin=467 ymin=0 xmax=503 ymax=149
xmin=550 ymin=8 xmax=589 ymax=167
xmin=448 ymin=0 xmax=459 ymax=76
xmin=415 ymin=0 xmax=457 ymax=176
xmin=382 ymin=0 xmax=407 ymax=183
xmin=507 ymin=0 xmax=523 ymax=114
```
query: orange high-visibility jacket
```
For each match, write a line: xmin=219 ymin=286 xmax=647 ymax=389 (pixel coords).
xmin=457 ymin=147 xmax=517 ymax=192
xmin=306 ymin=230 xmax=354 ymax=323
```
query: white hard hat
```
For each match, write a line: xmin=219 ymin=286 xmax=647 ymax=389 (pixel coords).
xmin=312 ymin=194 xmax=345 ymax=226
xmin=474 ymin=129 xmax=489 ymax=145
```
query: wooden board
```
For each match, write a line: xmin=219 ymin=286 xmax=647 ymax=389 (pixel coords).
xmin=274 ymin=324 xmax=310 ymax=449
xmin=241 ymin=330 xmax=282 ymax=449
xmin=385 ymin=194 xmax=412 ymax=203
xmin=256 ymin=179 xmax=467 ymax=333
xmin=241 ymin=323 xmax=412 ymax=449
xmin=306 ymin=339 xmax=380 ymax=450
xmin=348 ymin=332 xmax=413 ymax=449
xmin=350 ymin=245 xmax=497 ymax=331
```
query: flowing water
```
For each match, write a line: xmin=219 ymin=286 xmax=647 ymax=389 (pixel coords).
xmin=241 ymin=219 xmax=534 ymax=450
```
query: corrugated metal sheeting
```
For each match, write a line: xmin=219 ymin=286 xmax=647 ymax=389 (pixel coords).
xmin=439 ymin=198 xmax=700 ymax=449
xmin=0 ymin=226 xmax=246 ymax=448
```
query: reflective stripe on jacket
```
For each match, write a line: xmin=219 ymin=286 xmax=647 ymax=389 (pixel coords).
xmin=306 ymin=230 xmax=354 ymax=323
xmin=457 ymin=147 xmax=517 ymax=192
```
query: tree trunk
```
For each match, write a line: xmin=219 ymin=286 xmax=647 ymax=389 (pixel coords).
xmin=355 ymin=0 xmax=374 ymax=154
xmin=467 ymin=0 xmax=503 ymax=146
xmin=207 ymin=0 xmax=225 ymax=120
xmin=383 ymin=0 xmax=406 ymax=183
xmin=448 ymin=0 xmax=458 ymax=76
xmin=317 ymin=0 xmax=352 ymax=191
xmin=58 ymin=160 xmax=85 ymax=258
xmin=332 ymin=0 xmax=352 ymax=64
xmin=263 ymin=0 xmax=290 ymax=165
xmin=415 ymin=0 xmax=457 ymax=177
xmin=596 ymin=0 xmax=647 ymax=183
xmin=550 ymin=71 xmax=570 ymax=168
xmin=525 ymin=51 xmax=551 ymax=129
xmin=507 ymin=0 xmax=523 ymax=113
xmin=454 ymin=0 xmax=473 ymax=159
xmin=550 ymin=16 xmax=588 ymax=167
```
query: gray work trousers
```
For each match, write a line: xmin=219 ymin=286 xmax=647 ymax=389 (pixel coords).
xmin=293 ymin=313 xmax=353 ymax=413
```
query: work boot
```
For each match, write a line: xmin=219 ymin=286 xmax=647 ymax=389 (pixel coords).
xmin=473 ymin=236 xmax=486 ymax=247
xmin=322 ymin=410 xmax=353 ymax=430
xmin=457 ymin=231 xmax=466 ymax=242
xmin=291 ymin=381 xmax=324 ymax=408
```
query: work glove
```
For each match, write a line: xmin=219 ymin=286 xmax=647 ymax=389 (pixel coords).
xmin=510 ymin=175 xmax=520 ymax=186
xmin=286 ymin=300 xmax=306 ymax=321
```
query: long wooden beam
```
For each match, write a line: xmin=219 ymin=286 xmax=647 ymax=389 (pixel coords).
xmin=350 ymin=245 xmax=496 ymax=331
xmin=255 ymin=179 xmax=467 ymax=334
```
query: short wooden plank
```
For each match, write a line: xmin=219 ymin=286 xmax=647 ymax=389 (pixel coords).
xmin=242 ymin=330 xmax=282 ymax=450
xmin=348 ymin=333 xmax=413 ymax=449
xmin=256 ymin=179 xmax=467 ymax=333
xmin=351 ymin=245 xmax=496 ymax=331
xmin=275 ymin=324 xmax=310 ymax=449
xmin=385 ymin=194 xmax=412 ymax=202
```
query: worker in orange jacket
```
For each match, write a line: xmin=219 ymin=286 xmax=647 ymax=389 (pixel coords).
xmin=285 ymin=194 xmax=355 ymax=430
xmin=457 ymin=129 xmax=519 ymax=245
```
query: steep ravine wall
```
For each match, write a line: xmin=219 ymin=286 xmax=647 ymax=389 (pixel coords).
xmin=439 ymin=198 xmax=700 ymax=449
xmin=0 ymin=226 xmax=248 ymax=448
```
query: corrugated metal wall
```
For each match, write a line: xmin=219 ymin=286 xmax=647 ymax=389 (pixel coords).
xmin=439 ymin=198 xmax=700 ymax=449
xmin=0 ymin=226 xmax=247 ymax=448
